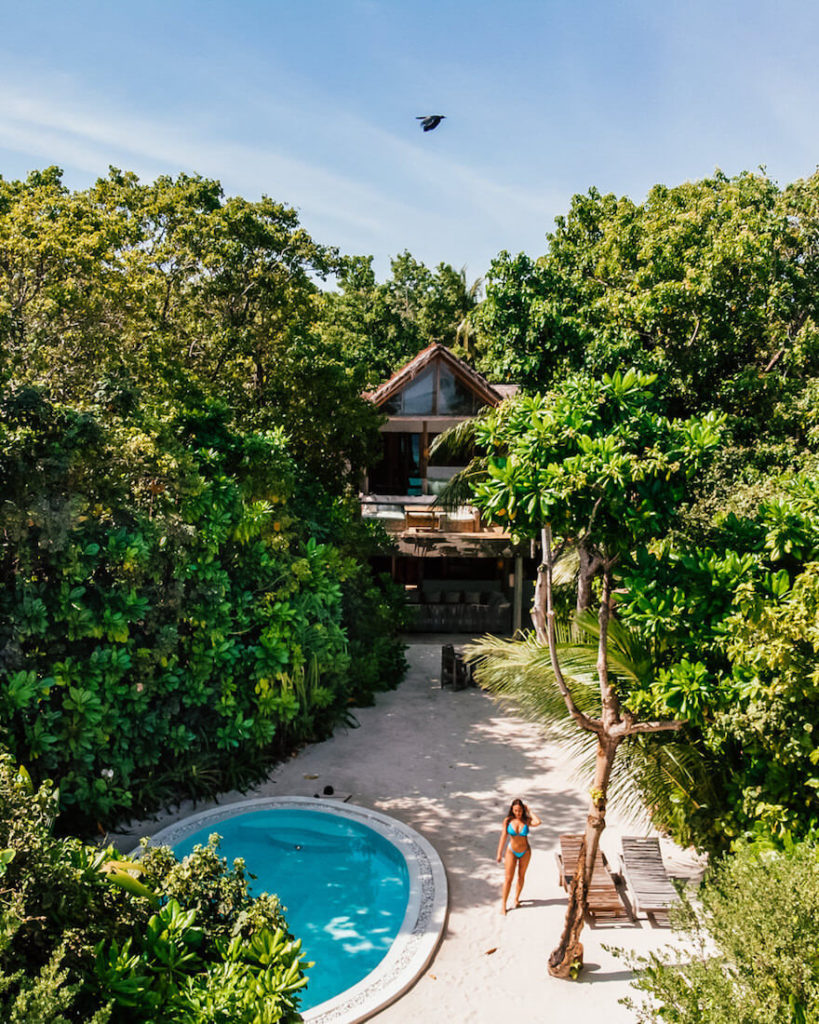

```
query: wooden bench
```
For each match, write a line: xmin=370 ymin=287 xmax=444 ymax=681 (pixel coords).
xmin=556 ymin=834 xmax=629 ymax=921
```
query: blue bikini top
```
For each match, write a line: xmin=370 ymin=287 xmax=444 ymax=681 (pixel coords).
xmin=507 ymin=822 xmax=529 ymax=836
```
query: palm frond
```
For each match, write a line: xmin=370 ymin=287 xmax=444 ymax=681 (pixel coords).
xmin=574 ymin=609 xmax=654 ymax=685
xmin=553 ymin=546 xmax=580 ymax=588
xmin=464 ymin=624 xmax=706 ymax=828
xmin=428 ymin=416 xmax=482 ymax=458
xmin=465 ymin=632 xmax=600 ymax=776
xmin=464 ymin=631 xmax=598 ymax=727
xmin=609 ymin=735 xmax=716 ymax=826
xmin=434 ymin=457 xmax=487 ymax=510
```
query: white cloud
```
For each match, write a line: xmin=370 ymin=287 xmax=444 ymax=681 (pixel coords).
xmin=0 ymin=75 xmax=563 ymax=273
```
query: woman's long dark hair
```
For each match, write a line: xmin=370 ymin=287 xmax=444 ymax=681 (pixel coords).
xmin=504 ymin=798 xmax=530 ymax=825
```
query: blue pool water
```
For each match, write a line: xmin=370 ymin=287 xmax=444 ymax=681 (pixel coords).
xmin=172 ymin=809 xmax=410 ymax=1010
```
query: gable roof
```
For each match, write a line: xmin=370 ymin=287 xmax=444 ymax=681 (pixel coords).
xmin=364 ymin=342 xmax=504 ymax=410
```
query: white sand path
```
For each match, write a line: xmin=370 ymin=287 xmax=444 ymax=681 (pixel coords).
xmin=113 ymin=641 xmax=704 ymax=1023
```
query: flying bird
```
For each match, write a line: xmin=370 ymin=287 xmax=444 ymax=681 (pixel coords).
xmin=417 ymin=115 xmax=446 ymax=132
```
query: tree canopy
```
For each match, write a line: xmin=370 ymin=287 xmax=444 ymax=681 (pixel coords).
xmin=473 ymin=171 xmax=819 ymax=458
xmin=0 ymin=168 xmax=409 ymax=830
xmin=0 ymin=166 xmax=380 ymax=493
xmin=318 ymin=251 xmax=482 ymax=387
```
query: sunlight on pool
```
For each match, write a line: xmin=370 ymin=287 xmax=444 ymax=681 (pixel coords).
xmin=172 ymin=808 xmax=409 ymax=1010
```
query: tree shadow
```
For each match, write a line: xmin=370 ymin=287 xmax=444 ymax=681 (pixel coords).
xmin=577 ymin=964 xmax=636 ymax=983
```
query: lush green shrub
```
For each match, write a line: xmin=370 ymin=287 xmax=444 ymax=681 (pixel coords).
xmin=0 ymin=755 xmax=307 ymax=1023
xmin=0 ymin=391 xmax=405 ymax=830
xmin=622 ymin=839 xmax=819 ymax=1023
xmin=617 ymin=473 xmax=819 ymax=852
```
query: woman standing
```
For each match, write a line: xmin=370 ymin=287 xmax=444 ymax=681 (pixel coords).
xmin=496 ymin=798 xmax=541 ymax=914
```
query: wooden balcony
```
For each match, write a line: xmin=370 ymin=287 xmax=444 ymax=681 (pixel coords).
xmin=360 ymin=496 xmax=512 ymax=557
xmin=361 ymin=496 xmax=501 ymax=534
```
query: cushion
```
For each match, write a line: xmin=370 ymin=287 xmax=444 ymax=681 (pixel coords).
xmin=487 ymin=590 xmax=506 ymax=607
xmin=463 ymin=590 xmax=482 ymax=604
xmin=425 ymin=590 xmax=443 ymax=605
xmin=444 ymin=590 xmax=462 ymax=604
xmin=406 ymin=589 xmax=421 ymax=604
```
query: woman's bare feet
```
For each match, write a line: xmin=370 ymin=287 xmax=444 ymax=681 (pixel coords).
xmin=500 ymin=905 xmax=507 ymax=915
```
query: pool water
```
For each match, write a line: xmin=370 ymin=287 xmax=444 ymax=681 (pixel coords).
xmin=172 ymin=808 xmax=410 ymax=1010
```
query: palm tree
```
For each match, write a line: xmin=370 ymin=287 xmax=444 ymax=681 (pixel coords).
xmin=453 ymin=268 xmax=483 ymax=358
xmin=466 ymin=609 xmax=712 ymax=835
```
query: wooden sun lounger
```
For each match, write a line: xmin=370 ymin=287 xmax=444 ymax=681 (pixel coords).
xmin=555 ymin=834 xmax=629 ymax=921
xmin=620 ymin=836 xmax=679 ymax=922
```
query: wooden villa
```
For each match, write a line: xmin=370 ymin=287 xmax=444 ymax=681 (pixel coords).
xmin=361 ymin=343 xmax=532 ymax=634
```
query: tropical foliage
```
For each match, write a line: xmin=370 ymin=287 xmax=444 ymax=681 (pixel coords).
xmin=465 ymin=368 xmax=723 ymax=973
xmin=457 ymin=172 xmax=819 ymax=858
xmin=622 ymin=839 xmax=819 ymax=1023
xmin=0 ymin=755 xmax=308 ymax=1023
xmin=319 ymin=251 xmax=483 ymax=387
xmin=0 ymin=168 xmax=408 ymax=831
xmin=0 ymin=385 xmax=407 ymax=830
xmin=613 ymin=475 xmax=819 ymax=849
xmin=473 ymin=171 xmax=819 ymax=433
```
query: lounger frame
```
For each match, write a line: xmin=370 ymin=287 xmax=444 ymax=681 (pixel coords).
xmin=619 ymin=836 xmax=679 ymax=923
xmin=555 ymin=834 xmax=629 ymax=921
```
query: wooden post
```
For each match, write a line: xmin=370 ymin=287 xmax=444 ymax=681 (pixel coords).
xmin=420 ymin=421 xmax=429 ymax=494
xmin=513 ymin=554 xmax=523 ymax=633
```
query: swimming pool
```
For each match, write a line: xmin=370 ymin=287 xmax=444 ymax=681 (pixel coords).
xmin=144 ymin=798 xmax=447 ymax=1023
xmin=168 ymin=808 xmax=408 ymax=1009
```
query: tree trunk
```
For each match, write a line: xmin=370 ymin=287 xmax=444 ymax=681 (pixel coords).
xmin=548 ymin=734 xmax=620 ymax=978
xmin=532 ymin=531 xmax=681 ymax=979
xmin=576 ymin=543 xmax=601 ymax=613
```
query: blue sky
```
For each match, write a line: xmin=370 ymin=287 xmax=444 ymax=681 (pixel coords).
xmin=1 ymin=0 xmax=818 ymax=279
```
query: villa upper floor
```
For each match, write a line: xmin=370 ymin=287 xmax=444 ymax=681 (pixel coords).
xmin=360 ymin=343 xmax=517 ymax=546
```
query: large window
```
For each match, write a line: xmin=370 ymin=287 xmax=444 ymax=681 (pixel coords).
xmin=437 ymin=365 xmax=480 ymax=414
xmin=402 ymin=368 xmax=436 ymax=415
xmin=382 ymin=362 xmax=481 ymax=416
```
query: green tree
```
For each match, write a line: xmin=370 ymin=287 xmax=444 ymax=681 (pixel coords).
xmin=467 ymin=369 xmax=722 ymax=976
xmin=474 ymin=171 xmax=819 ymax=445
xmin=0 ymin=166 xmax=380 ymax=493
xmin=320 ymin=252 xmax=483 ymax=388
xmin=472 ymin=249 xmax=580 ymax=390
xmin=615 ymin=469 xmax=819 ymax=851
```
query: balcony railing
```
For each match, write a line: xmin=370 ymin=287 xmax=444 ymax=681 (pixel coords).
xmin=360 ymin=497 xmax=505 ymax=536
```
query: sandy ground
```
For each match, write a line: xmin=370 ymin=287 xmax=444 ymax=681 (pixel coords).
xmin=112 ymin=640 xmax=705 ymax=1023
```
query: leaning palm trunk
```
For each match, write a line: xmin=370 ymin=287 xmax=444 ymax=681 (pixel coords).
xmin=530 ymin=526 xmax=683 ymax=978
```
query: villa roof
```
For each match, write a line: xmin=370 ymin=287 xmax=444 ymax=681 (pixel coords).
xmin=490 ymin=383 xmax=520 ymax=400
xmin=364 ymin=342 xmax=505 ymax=410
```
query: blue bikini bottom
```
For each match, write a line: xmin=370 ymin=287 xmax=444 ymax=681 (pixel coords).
xmin=511 ymin=847 xmax=527 ymax=859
